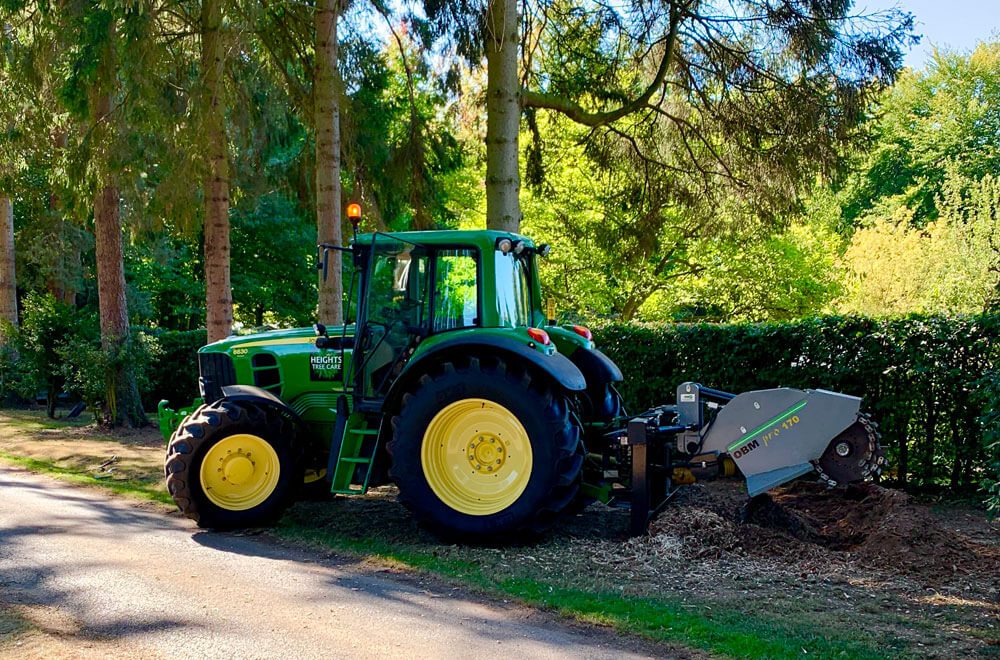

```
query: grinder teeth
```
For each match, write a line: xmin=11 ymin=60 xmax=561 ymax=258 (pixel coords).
xmin=815 ymin=412 xmax=885 ymax=489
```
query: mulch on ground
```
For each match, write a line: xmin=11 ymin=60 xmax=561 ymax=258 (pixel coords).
xmin=647 ymin=480 xmax=1000 ymax=585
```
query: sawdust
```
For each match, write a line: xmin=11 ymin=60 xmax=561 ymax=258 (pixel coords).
xmin=648 ymin=480 xmax=1000 ymax=584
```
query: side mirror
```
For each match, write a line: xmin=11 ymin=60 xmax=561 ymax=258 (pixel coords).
xmin=317 ymin=242 xmax=354 ymax=282
xmin=314 ymin=323 xmax=327 ymax=337
xmin=317 ymin=245 xmax=330 ymax=282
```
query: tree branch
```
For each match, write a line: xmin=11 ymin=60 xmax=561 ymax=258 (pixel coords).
xmin=521 ymin=3 xmax=682 ymax=127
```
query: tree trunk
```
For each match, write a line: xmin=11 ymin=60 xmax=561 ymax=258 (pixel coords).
xmin=202 ymin=0 xmax=232 ymax=343
xmin=92 ymin=32 xmax=146 ymax=428
xmin=896 ymin=415 xmax=908 ymax=488
xmin=0 ymin=195 xmax=16 ymax=340
xmin=48 ymin=131 xmax=78 ymax=306
xmin=315 ymin=0 xmax=344 ymax=325
xmin=46 ymin=385 xmax=57 ymax=419
xmin=922 ymin=391 xmax=936 ymax=484
xmin=484 ymin=0 xmax=521 ymax=233
xmin=620 ymin=289 xmax=653 ymax=321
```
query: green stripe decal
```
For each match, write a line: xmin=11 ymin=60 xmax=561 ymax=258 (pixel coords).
xmin=726 ymin=400 xmax=808 ymax=452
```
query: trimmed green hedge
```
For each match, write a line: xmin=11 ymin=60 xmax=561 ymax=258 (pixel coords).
xmin=593 ymin=315 xmax=1000 ymax=493
xmin=130 ymin=316 xmax=1000 ymax=497
xmin=139 ymin=328 xmax=206 ymax=410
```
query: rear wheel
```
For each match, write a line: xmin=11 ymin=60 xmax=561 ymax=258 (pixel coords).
xmin=388 ymin=356 xmax=584 ymax=540
xmin=164 ymin=400 xmax=301 ymax=528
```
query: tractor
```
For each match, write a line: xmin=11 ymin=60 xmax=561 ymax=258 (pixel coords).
xmin=160 ymin=218 xmax=884 ymax=540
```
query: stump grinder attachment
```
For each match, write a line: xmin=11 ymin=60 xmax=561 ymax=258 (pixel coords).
xmin=615 ymin=382 xmax=885 ymax=535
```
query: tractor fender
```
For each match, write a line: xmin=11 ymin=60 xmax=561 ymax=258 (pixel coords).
xmin=218 ymin=385 xmax=309 ymax=438
xmin=568 ymin=346 xmax=623 ymax=383
xmin=383 ymin=335 xmax=587 ymax=413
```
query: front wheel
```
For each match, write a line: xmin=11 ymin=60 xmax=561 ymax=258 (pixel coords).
xmin=164 ymin=400 xmax=300 ymax=528
xmin=388 ymin=356 xmax=584 ymax=541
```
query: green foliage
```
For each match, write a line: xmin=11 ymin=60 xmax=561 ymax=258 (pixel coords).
xmin=340 ymin=26 xmax=466 ymax=230
xmin=978 ymin=370 xmax=1000 ymax=516
xmin=521 ymin=115 xmax=846 ymax=322
xmin=137 ymin=328 xmax=205 ymax=410
xmin=0 ymin=292 xmax=197 ymax=416
xmin=126 ymin=238 xmax=205 ymax=330
xmin=0 ymin=292 xmax=89 ymax=415
xmin=231 ymin=193 xmax=316 ymax=328
xmin=59 ymin=332 xmax=157 ymax=420
xmin=595 ymin=314 xmax=1000 ymax=496
xmin=839 ymin=170 xmax=1000 ymax=315
xmin=644 ymin=214 xmax=846 ymax=322
xmin=842 ymin=43 xmax=1000 ymax=226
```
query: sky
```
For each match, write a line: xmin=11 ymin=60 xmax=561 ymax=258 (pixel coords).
xmin=858 ymin=0 xmax=1000 ymax=69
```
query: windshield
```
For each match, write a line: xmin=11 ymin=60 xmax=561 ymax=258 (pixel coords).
xmin=495 ymin=251 xmax=533 ymax=327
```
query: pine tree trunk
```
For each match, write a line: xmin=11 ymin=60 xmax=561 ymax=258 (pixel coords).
xmin=202 ymin=0 xmax=232 ymax=343
xmin=92 ymin=33 xmax=146 ymax=428
xmin=315 ymin=0 xmax=344 ymax=325
xmin=0 ymin=195 xmax=17 ymax=340
xmin=49 ymin=131 xmax=78 ymax=306
xmin=485 ymin=0 xmax=521 ymax=233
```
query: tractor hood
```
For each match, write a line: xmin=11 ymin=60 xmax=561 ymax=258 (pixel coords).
xmin=200 ymin=326 xmax=355 ymax=354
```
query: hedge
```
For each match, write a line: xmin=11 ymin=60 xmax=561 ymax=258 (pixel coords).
xmin=593 ymin=315 xmax=1000 ymax=494
xmin=140 ymin=328 xmax=206 ymax=410
xmin=135 ymin=316 xmax=999 ymax=496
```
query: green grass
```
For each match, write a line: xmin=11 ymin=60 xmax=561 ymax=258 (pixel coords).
xmin=0 ymin=409 xmax=95 ymax=431
xmin=276 ymin=521 xmax=898 ymax=660
xmin=0 ymin=605 xmax=29 ymax=640
xmin=0 ymin=451 xmax=173 ymax=506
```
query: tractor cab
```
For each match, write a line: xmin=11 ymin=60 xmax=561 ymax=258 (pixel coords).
xmin=329 ymin=231 xmax=553 ymax=409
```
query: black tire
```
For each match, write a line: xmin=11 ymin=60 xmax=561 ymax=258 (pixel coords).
xmin=387 ymin=355 xmax=584 ymax=541
xmin=583 ymin=381 xmax=625 ymax=423
xmin=164 ymin=400 xmax=301 ymax=528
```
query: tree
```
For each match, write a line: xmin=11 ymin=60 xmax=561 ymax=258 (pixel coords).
xmin=483 ymin=0 xmax=520 ymax=231
xmin=839 ymin=170 xmax=1000 ymax=316
xmin=200 ymin=0 xmax=233 ymax=342
xmin=426 ymin=0 xmax=914 ymax=234
xmin=89 ymin=14 xmax=145 ymax=427
xmin=0 ymin=8 xmax=80 ymax=310
xmin=0 ymin=195 xmax=15 ymax=339
xmin=315 ymin=0 xmax=344 ymax=325
xmin=842 ymin=42 xmax=1000 ymax=226
xmin=231 ymin=193 xmax=316 ymax=327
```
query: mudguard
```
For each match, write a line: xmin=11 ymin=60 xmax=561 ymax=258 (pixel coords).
xmin=383 ymin=334 xmax=587 ymax=413
xmin=219 ymin=385 xmax=309 ymax=436
xmin=568 ymin=346 xmax=623 ymax=383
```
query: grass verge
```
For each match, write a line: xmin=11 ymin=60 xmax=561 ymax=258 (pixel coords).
xmin=275 ymin=519 xmax=896 ymax=660
xmin=0 ymin=451 xmax=173 ymax=506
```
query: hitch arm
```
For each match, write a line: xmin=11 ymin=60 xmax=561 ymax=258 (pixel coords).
xmin=627 ymin=415 xmax=686 ymax=536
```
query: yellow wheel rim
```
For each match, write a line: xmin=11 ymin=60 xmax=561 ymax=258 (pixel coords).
xmin=199 ymin=434 xmax=280 ymax=511
xmin=421 ymin=398 xmax=533 ymax=516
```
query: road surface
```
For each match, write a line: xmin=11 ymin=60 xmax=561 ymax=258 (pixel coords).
xmin=0 ymin=466 xmax=680 ymax=659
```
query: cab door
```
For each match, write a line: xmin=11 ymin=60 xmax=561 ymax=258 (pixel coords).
xmin=355 ymin=235 xmax=430 ymax=403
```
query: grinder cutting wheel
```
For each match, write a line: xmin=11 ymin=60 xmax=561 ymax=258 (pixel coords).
xmin=814 ymin=413 xmax=885 ymax=487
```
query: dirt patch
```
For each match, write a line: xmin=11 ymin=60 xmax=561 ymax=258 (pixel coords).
xmin=0 ymin=410 xmax=166 ymax=495
xmin=649 ymin=480 xmax=1000 ymax=584
xmin=0 ymin=604 xmax=134 ymax=659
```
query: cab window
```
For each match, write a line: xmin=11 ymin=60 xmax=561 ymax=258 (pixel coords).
xmin=432 ymin=250 xmax=478 ymax=331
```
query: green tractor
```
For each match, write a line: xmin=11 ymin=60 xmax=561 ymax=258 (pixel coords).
xmin=160 ymin=225 xmax=884 ymax=540
xmin=161 ymin=228 xmax=624 ymax=539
